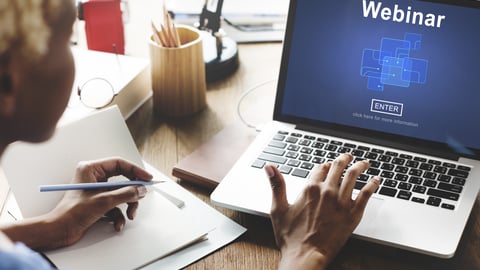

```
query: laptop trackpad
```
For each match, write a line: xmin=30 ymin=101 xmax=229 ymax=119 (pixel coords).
xmin=354 ymin=196 xmax=385 ymax=234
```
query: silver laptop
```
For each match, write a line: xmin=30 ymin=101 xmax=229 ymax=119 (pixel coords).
xmin=211 ymin=0 xmax=480 ymax=258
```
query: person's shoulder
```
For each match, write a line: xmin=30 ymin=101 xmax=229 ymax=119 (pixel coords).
xmin=0 ymin=242 xmax=56 ymax=270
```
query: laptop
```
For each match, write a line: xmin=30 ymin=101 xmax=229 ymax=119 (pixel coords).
xmin=211 ymin=0 xmax=480 ymax=258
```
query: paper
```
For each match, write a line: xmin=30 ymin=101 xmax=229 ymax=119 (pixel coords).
xmin=46 ymin=186 xmax=211 ymax=269
xmin=168 ymin=0 xmax=288 ymax=43
xmin=141 ymin=162 xmax=246 ymax=269
xmin=3 ymin=106 xmax=144 ymax=218
xmin=168 ymin=0 xmax=289 ymax=16
xmin=1 ymin=106 xmax=245 ymax=269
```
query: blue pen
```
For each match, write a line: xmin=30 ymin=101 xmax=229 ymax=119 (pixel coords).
xmin=39 ymin=180 xmax=165 ymax=192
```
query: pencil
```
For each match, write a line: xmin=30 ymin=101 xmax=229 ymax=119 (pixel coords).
xmin=157 ymin=27 xmax=169 ymax=47
xmin=172 ymin=22 xmax=181 ymax=46
xmin=165 ymin=12 xmax=180 ymax=47
xmin=160 ymin=24 xmax=173 ymax=47
xmin=151 ymin=21 xmax=162 ymax=45
xmin=162 ymin=1 xmax=180 ymax=48
xmin=39 ymin=180 xmax=165 ymax=192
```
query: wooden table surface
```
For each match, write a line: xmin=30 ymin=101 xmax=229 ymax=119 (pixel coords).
xmin=126 ymin=43 xmax=480 ymax=269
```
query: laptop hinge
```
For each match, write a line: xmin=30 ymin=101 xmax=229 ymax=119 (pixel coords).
xmin=296 ymin=124 xmax=461 ymax=161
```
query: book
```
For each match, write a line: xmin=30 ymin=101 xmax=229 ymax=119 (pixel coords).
xmin=172 ymin=122 xmax=257 ymax=189
xmin=1 ymin=106 xmax=245 ymax=269
xmin=60 ymin=48 xmax=152 ymax=125
xmin=82 ymin=0 xmax=125 ymax=54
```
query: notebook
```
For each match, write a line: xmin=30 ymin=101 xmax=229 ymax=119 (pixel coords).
xmin=172 ymin=122 xmax=257 ymax=189
xmin=211 ymin=0 xmax=480 ymax=258
xmin=1 ymin=107 xmax=214 ymax=269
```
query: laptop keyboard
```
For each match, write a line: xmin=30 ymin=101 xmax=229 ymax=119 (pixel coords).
xmin=251 ymin=130 xmax=472 ymax=211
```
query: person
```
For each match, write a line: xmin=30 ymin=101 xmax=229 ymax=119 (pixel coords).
xmin=265 ymin=154 xmax=380 ymax=270
xmin=0 ymin=0 xmax=380 ymax=269
xmin=0 ymin=1 xmax=153 ymax=268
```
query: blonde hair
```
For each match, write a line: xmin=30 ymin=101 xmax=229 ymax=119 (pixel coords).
xmin=0 ymin=0 xmax=63 ymax=60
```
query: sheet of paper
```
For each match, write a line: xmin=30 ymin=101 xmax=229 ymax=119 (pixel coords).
xmin=1 ymin=106 xmax=245 ymax=269
xmin=141 ymin=163 xmax=247 ymax=269
xmin=46 ymin=187 xmax=211 ymax=269
xmin=2 ymin=106 xmax=144 ymax=218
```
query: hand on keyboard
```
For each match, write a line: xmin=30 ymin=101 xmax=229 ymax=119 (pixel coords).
xmin=265 ymin=153 xmax=380 ymax=270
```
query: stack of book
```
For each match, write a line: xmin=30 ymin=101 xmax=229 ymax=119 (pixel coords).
xmin=60 ymin=48 xmax=151 ymax=124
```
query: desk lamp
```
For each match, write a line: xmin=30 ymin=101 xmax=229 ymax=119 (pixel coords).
xmin=197 ymin=0 xmax=239 ymax=82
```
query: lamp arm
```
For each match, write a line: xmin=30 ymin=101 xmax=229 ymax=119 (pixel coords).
xmin=199 ymin=0 xmax=224 ymax=34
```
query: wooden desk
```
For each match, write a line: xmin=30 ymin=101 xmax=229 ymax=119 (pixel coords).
xmin=126 ymin=43 xmax=480 ymax=269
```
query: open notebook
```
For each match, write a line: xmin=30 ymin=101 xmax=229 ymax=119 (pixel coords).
xmin=1 ymin=106 xmax=245 ymax=269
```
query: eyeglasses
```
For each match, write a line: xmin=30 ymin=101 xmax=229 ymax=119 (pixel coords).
xmin=76 ymin=77 xmax=117 ymax=109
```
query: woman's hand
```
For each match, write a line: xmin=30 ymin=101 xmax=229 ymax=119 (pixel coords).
xmin=49 ymin=157 xmax=153 ymax=247
xmin=1 ymin=157 xmax=153 ymax=251
xmin=265 ymin=153 xmax=380 ymax=270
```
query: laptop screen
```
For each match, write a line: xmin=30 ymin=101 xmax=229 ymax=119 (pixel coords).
xmin=275 ymin=0 xmax=480 ymax=159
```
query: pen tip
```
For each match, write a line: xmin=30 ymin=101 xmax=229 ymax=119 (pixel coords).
xmin=152 ymin=180 xmax=166 ymax=184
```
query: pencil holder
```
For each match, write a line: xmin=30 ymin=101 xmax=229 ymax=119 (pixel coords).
xmin=148 ymin=25 xmax=207 ymax=117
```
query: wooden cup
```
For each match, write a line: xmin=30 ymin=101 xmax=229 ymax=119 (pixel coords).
xmin=148 ymin=25 xmax=207 ymax=117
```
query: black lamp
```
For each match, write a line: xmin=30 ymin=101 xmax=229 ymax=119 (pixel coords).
xmin=197 ymin=0 xmax=239 ymax=82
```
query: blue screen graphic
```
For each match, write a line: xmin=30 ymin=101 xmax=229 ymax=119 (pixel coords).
xmin=361 ymin=32 xmax=428 ymax=91
xmin=279 ymin=0 xmax=480 ymax=153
